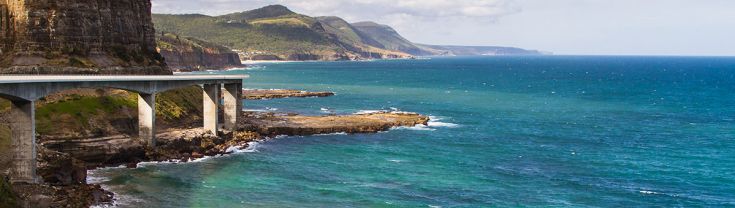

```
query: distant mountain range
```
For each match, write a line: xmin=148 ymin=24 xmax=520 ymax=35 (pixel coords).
xmin=153 ymin=5 xmax=543 ymax=61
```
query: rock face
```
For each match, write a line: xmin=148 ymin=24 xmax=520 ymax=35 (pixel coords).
xmin=0 ymin=0 xmax=169 ymax=74
xmin=157 ymin=33 xmax=244 ymax=72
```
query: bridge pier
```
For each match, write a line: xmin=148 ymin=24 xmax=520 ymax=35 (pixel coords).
xmin=223 ymin=83 xmax=242 ymax=131
xmin=1 ymin=75 xmax=247 ymax=184
xmin=9 ymin=100 xmax=37 ymax=183
xmin=203 ymin=84 xmax=220 ymax=134
xmin=138 ymin=93 xmax=156 ymax=147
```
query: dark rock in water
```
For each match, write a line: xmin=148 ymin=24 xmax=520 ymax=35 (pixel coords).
xmin=243 ymin=89 xmax=335 ymax=100
xmin=125 ymin=162 xmax=137 ymax=169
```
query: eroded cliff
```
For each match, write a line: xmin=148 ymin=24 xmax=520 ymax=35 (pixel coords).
xmin=0 ymin=0 xmax=169 ymax=74
xmin=157 ymin=33 xmax=244 ymax=72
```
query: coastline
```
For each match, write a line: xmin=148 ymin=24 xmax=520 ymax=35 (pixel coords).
xmin=55 ymin=111 xmax=430 ymax=206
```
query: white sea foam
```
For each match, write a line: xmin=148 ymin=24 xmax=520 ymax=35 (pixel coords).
xmin=86 ymin=173 xmax=110 ymax=184
xmin=354 ymin=110 xmax=386 ymax=115
xmin=428 ymin=121 xmax=460 ymax=128
xmin=392 ymin=125 xmax=436 ymax=131
xmin=427 ymin=116 xmax=460 ymax=128
xmin=354 ymin=109 xmax=417 ymax=115
xmin=639 ymin=190 xmax=659 ymax=195
xmin=236 ymin=141 xmax=261 ymax=153
xmin=315 ymin=132 xmax=349 ymax=136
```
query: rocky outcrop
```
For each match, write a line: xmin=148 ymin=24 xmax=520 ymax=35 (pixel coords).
xmin=243 ymin=89 xmax=335 ymax=100
xmin=157 ymin=33 xmax=244 ymax=72
xmin=5 ymin=146 xmax=114 ymax=207
xmin=0 ymin=0 xmax=169 ymax=74
xmin=36 ymin=147 xmax=87 ymax=185
xmin=11 ymin=182 xmax=113 ymax=208
xmin=241 ymin=111 xmax=430 ymax=136
xmin=42 ymin=136 xmax=147 ymax=169
xmin=39 ymin=111 xmax=430 ymax=170
xmin=41 ymin=128 xmax=260 ymax=167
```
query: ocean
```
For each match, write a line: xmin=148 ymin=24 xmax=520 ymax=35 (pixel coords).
xmin=90 ymin=56 xmax=735 ymax=207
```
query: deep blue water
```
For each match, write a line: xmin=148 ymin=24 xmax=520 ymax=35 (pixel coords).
xmin=91 ymin=56 xmax=735 ymax=207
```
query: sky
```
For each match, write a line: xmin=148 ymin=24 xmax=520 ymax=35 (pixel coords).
xmin=151 ymin=0 xmax=735 ymax=56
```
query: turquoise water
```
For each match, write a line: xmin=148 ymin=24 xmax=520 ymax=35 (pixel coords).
xmin=91 ymin=56 xmax=735 ymax=207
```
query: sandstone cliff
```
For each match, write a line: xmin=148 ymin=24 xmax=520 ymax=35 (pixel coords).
xmin=0 ymin=0 xmax=169 ymax=74
xmin=157 ymin=33 xmax=244 ymax=72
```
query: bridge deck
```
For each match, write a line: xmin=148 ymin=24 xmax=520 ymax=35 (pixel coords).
xmin=0 ymin=75 xmax=249 ymax=84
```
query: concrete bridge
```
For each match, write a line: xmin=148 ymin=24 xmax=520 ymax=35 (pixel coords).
xmin=0 ymin=75 xmax=248 ymax=183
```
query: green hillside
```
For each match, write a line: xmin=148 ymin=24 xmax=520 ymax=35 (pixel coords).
xmin=351 ymin=21 xmax=438 ymax=56
xmin=153 ymin=5 xmax=412 ymax=61
xmin=153 ymin=13 xmax=342 ymax=59
xmin=153 ymin=5 xmax=541 ymax=60
xmin=153 ymin=5 xmax=354 ymax=60
xmin=157 ymin=33 xmax=233 ymax=53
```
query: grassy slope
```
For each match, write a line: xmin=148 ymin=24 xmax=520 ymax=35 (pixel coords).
xmin=153 ymin=13 xmax=341 ymax=57
xmin=0 ymin=87 xmax=203 ymax=141
xmin=35 ymin=95 xmax=137 ymax=135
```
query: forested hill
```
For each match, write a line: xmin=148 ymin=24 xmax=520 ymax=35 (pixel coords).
xmin=152 ymin=5 xmax=542 ymax=61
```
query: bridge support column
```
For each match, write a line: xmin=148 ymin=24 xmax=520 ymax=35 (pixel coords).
xmin=223 ymin=83 xmax=242 ymax=131
xmin=9 ymin=100 xmax=38 ymax=183
xmin=138 ymin=93 xmax=156 ymax=147
xmin=203 ymin=84 xmax=220 ymax=134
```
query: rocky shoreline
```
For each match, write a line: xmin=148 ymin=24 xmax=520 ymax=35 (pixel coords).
xmin=6 ymin=111 xmax=429 ymax=207
xmin=242 ymin=111 xmax=430 ymax=136
xmin=243 ymin=89 xmax=335 ymax=100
